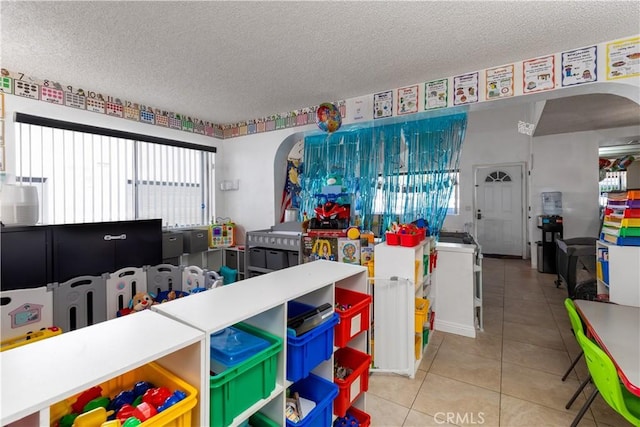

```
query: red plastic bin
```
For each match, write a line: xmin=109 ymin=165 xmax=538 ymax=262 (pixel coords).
xmin=400 ymin=233 xmax=421 ymax=247
xmin=333 ymin=347 xmax=371 ymax=417
xmin=386 ymin=232 xmax=400 ymax=245
xmin=334 ymin=288 xmax=372 ymax=348
xmin=333 ymin=406 xmax=371 ymax=427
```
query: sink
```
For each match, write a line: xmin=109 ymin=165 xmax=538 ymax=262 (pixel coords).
xmin=439 ymin=231 xmax=475 ymax=245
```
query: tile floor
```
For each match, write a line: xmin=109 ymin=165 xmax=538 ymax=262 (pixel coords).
xmin=367 ymin=257 xmax=632 ymax=427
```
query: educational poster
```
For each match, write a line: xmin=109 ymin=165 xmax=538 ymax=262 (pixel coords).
xmin=425 ymin=79 xmax=448 ymax=110
xmin=397 ymin=85 xmax=419 ymax=115
xmin=124 ymin=102 xmax=140 ymax=121
xmin=561 ymin=46 xmax=597 ymax=86
xmin=485 ymin=65 xmax=514 ymax=99
xmin=347 ymin=95 xmax=371 ymax=121
xmin=453 ymin=72 xmax=478 ymax=105
xmin=0 ymin=74 xmax=12 ymax=94
xmin=523 ymin=55 xmax=555 ymax=93
xmin=64 ymin=91 xmax=87 ymax=110
xmin=40 ymin=85 xmax=64 ymax=105
xmin=373 ymin=90 xmax=393 ymax=119
xmin=606 ymin=37 xmax=640 ymax=80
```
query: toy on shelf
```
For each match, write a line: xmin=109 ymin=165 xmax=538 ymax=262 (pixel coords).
xmin=309 ymin=194 xmax=351 ymax=230
xmin=0 ymin=326 xmax=62 ymax=352
xmin=116 ymin=292 xmax=157 ymax=317
xmin=209 ymin=217 xmax=235 ymax=248
xmin=155 ymin=290 xmax=189 ymax=304
xmin=53 ymin=378 xmax=188 ymax=427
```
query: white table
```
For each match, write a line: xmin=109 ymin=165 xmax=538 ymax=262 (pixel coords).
xmin=574 ymin=300 xmax=640 ymax=397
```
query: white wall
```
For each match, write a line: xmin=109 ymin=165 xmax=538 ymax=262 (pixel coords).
xmin=443 ymin=104 xmax=532 ymax=233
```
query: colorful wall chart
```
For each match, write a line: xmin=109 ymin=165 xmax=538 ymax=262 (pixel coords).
xmin=373 ymin=91 xmax=393 ymax=119
xmin=486 ymin=65 xmax=514 ymax=99
xmin=561 ymin=46 xmax=597 ymax=86
xmin=425 ymin=79 xmax=448 ymax=110
xmin=397 ymin=85 xmax=419 ymax=115
xmin=453 ymin=72 xmax=479 ymax=105
xmin=606 ymin=36 xmax=640 ymax=80
xmin=523 ymin=55 xmax=556 ymax=93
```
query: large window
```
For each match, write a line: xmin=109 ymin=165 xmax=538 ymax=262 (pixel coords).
xmin=14 ymin=115 xmax=215 ymax=227
xmin=373 ymin=171 xmax=460 ymax=216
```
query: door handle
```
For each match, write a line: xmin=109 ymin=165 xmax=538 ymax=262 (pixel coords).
xmin=477 ymin=210 xmax=482 ymax=220
xmin=104 ymin=234 xmax=127 ymax=241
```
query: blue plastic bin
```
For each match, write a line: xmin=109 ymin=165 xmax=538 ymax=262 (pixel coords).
xmin=601 ymin=260 xmax=609 ymax=284
xmin=210 ymin=325 xmax=271 ymax=374
xmin=287 ymin=373 xmax=339 ymax=427
xmin=287 ymin=301 xmax=339 ymax=382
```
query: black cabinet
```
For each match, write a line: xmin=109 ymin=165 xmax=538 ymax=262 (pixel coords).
xmin=52 ymin=220 xmax=162 ymax=283
xmin=1 ymin=225 xmax=53 ymax=291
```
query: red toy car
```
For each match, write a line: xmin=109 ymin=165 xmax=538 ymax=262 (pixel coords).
xmin=310 ymin=201 xmax=350 ymax=229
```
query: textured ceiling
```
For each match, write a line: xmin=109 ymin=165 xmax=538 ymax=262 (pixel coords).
xmin=1 ymin=1 xmax=640 ymax=126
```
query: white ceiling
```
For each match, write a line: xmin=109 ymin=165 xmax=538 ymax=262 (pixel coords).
xmin=1 ymin=1 xmax=639 ymax=126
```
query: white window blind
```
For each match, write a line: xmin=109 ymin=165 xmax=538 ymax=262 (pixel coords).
xmin=14 ymin=119 xmax=215 ymax=227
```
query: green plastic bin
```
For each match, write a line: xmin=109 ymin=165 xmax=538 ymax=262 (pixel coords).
xmin=210 ymin=323 xmax=283 ymax=427
xmin=248 ymin=411 xmax=280 ymax=427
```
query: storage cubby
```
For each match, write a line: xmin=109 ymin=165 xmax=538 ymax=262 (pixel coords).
xmin=0 ymin=310 xmax=205 ymax=426
xmin=596 ymin=240 xmax=640 ymax=307
xmin=1 ymin=261 xmax=369 ymax=427
xmin=153 ymin=260 xmax=369 ymax=426
xmin=373 ymin=237 xmax=434 ymax=378
xmin=245 ymin=229 xmax=303 ymax=276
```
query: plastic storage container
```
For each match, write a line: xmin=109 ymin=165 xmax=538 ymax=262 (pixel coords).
xmin=249 ymin=411 xmax=280 ymax=427
xmin=385 ymin=233 xmax=400 ymax=245
xmin=333 ymin=346 xmax=371 ymax=417
xmin=334 ymin=288 xmax=372 ymax=347
xmin=400 ymin=233 xmax=421 ymax=247
xmin=286 ymin=373 xmax=339 ymax=427
xmin=333 ymin=406 xmax=371 ymax=427
xmin=209 ymin=323 xmax=283 ymax=427
xmin=414 ymin=298 xmax=429 ymax=333
xmin=266 ymin=250 xmax=288 ymax=270
xmin=50 ymin=362 xmax=197 ymax=427
xmin=250 ymin=248 xmax=267 ymax=269
xmin=287 ymin=301 xmax=339 ymax=382
xmin=210 ymin=325 xmax=271 ymax=374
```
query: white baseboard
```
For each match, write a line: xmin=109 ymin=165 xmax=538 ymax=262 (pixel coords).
xmin=434 ymin=319 xmax=476 ymax=338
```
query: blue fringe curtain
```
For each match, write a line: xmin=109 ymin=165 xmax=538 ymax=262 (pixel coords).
xmin=301 ymin=112 xmax=467 ymax=238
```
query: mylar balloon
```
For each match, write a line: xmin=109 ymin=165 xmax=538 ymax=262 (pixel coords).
xmin=315 ymin=103 xmax=342 ymax=133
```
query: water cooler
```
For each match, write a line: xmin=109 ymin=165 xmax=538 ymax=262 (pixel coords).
xmin=537 ymin=215 xmax=563 ymax=273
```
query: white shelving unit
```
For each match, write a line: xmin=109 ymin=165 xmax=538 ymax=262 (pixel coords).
xmin=433 ymin=241 xmax=483 ymax=338
xmin=152 ymin=260 xmax=369 ymax=426
xmin=1 ymin=261 xmax=369 ymax=427
xmin=373 ymin=237 xmax=433 ymax=378
xmin=1 ymin=310 xmax=205 ymax=426
xmin=596 ymin=240 xmax=640 ymax=307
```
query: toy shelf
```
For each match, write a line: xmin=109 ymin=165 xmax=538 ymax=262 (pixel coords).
xmin=373 ymin=237 xmax=433 ymax=378
xmin=152 ymin=260 xmax=369 ymax=426
xmin=0 ymin=310 xmax=205 ymax=426
xmin=596 ymin=240 xmax=640 ymax=307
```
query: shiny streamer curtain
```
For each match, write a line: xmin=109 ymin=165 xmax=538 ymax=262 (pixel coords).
xmin=301 ymin=112 xmax=467 ymax=237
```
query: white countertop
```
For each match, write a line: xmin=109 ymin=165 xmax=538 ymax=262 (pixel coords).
xmin=153 ymin=260 xmax=366 ymax=334
xmin=436 ymin=241 xmax=477 ymax=253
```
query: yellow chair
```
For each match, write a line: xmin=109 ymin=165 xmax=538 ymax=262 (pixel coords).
xmin=572 ymin=329 xmax=640 ymax=427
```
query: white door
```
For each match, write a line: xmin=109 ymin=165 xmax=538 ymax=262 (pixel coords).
xmin=475 ymin=164 xmax=524 ymax=257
